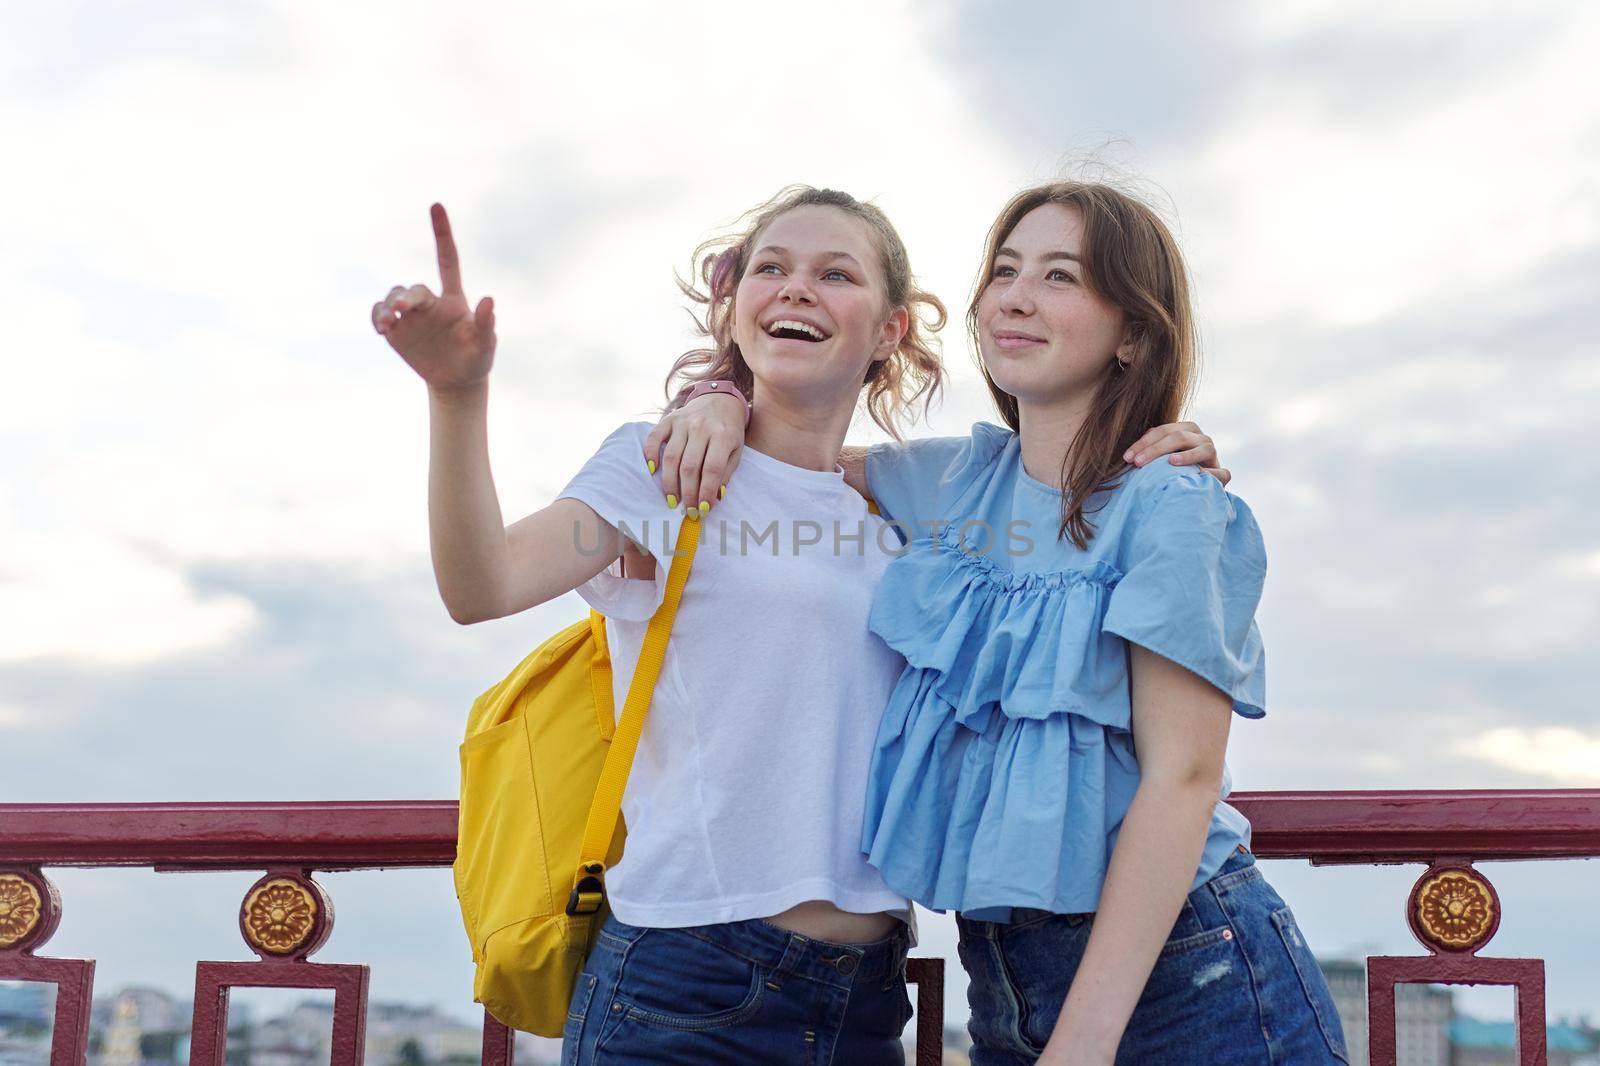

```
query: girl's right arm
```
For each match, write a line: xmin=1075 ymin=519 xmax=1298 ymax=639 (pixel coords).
xmin=377 ymin=204 xmax=626 ymax=625
xmin=643 ymin=395 xmax=1228 ymax=515
xmin=427 ymin=386 xmax=624 ymax=623
xmin=643 ymin=394 xmax=870 ymax=502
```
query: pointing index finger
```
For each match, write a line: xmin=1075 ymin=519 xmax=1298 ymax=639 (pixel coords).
xmin=431 ymin=203 xmax=465 ymax=296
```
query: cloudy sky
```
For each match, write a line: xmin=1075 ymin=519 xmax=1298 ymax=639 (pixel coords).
xmin=4 ymin=0 xmax=1599 ymax=1045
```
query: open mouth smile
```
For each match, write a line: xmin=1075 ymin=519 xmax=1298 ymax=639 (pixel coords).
xmin=764 ymin=318 xmax=830 ymax=343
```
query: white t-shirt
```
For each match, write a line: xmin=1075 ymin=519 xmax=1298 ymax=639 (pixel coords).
xmin=556 ymin=421 xmax=914 ymax=932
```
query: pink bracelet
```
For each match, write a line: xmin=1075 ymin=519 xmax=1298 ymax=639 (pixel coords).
xmin=681 ymin=380 xmax=752 ymax=427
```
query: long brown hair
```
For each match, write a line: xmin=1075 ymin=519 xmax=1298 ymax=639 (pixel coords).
xmin=969 ymin=182 xmax=1197 ymax=548
xmin=666 ymin=185 xmax=946 ymax=440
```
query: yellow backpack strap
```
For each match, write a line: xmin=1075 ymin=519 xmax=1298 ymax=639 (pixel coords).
xmin=568 ymin=517 xmax=701 ymax=915
xmin=587 ymin=611 xmax=615 ymax=741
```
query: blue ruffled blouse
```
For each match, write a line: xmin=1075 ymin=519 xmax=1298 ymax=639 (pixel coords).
xmin=861 ymin=422 xmax=1267 ymax=919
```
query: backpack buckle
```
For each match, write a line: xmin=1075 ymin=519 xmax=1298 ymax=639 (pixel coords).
xmin=566 ymin=863 xmax=606 ymax=916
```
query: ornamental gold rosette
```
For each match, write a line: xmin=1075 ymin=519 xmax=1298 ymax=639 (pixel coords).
xmin=1415 ymin=868 xmax=1495 ymax=951
xmin=0 ymin=874 xmax=43 ymax=947
xmin=242 ymin=878 xmax=319 ymax=955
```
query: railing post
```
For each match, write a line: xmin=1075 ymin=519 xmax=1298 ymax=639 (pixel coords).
xmin=907 ymin=956 xmax=945 ymax=1066
xmin=480 ymin=1009 xmax=515 ymax=1066
xmin=187 ymin=868 xmax=369 ymax=1066
xmin=0 ymin=867 xmax=95 ymax=1066
xmin=1367 ymin=860 xmax=1546 ymax=1066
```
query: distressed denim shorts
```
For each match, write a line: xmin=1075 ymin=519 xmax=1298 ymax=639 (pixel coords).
xmin=956 ymin=849 xmax=1350 ymax=1065
xmin=562 ymin=911 xmax=913 ymax=1065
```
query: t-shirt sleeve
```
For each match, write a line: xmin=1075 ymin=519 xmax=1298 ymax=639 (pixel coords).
xmin=865 ymin=422 xmax=1011 ymax=539
xmin=556 ymin=421 xmax=686 ymax=622
xmin=1100 ymin=462 xmax=1268 ymax=719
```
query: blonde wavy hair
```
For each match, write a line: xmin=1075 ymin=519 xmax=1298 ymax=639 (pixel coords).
xmin=665 ymin=185 xmax=946 ymax=440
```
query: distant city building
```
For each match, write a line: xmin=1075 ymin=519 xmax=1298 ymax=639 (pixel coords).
xmin=1322 ymin=959 xmax=1370 ymax=1064
xmin=1318 ymin=959 xmax=1600 ymax=1066
xmin=248 ymin=1040 xmax=314 ymax=1066
xmin=115 ymin=989 xmax=184 ymax=1035
xmin=0 ymin=982 xmax=52 ymax=1027
xmin=247 ymin=1013 xmax=323 ymax=1065
xmin=0 ymin=983 xmax=56 ymax=1066
xmin=92 ymin=986 xmax=190 ymax=1066
xmin=365 ymin=1002 xmax=481 ymax=1064
xmin=222 ymin=998 xmax=491 ymax=1066
xmin=1396 ymin=983 xmax=1452 ymax=1066
xmin=1450 ymin=1017 xmax=1599 ymax=1066
xmin=89 ymin=986 xmax=187 ymax=1039
xmin=103 ymin=997 xmax=147 ymax=1066
xmin=12 ymin=975 xmax=1590 ymax=1066
xmin=1321 ymin=957 xmax=1451 ymax=1066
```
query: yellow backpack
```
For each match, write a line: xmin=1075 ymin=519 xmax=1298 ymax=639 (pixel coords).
xmin=453 ymin=519 xmax=700 ymax=1037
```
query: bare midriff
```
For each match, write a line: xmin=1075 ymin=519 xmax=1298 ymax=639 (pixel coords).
xmin=763 ymin=900 xmax=900 ymax=944
xmin=617 ymin=551 xmax=900 ymax=946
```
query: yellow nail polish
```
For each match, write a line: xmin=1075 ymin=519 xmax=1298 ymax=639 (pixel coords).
xmin=698 ymin=501 xmax=710 ymax=513
xmin=647 ymin=459 xmax=656 ymax=474
xmin=666 ymin=494 xmax=677 ymax=509
xmin=684 ymin=507 xmax=700 ymax=521
xmin=719 ymin=484 xmax=726 ymax=499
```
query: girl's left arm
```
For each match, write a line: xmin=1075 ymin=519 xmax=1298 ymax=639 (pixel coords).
xmin=1037 ymin=644 xmax=1235 ymax=1066
xmin=1126 ymin=421 xmax=1230 ymax=485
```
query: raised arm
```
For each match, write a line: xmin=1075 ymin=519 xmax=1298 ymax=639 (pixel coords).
xmin=374 ymin=204 xmax=626 ymax=625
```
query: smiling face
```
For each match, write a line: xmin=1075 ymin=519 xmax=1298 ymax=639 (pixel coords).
xmin=976 ymin=202 xmax=1130 ymax=407
xmin=732 ymin=204 xmax=906 ymax=408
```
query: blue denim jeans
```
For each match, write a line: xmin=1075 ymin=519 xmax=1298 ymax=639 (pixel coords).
xmin=957 ymin=849 xmax=1350 ymax=1065
xmin=562 ymin=911 xmax=913 ymax=1065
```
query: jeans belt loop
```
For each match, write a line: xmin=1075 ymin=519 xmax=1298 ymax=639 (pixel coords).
xmin=771 ymin=934 xmax=806 ymax=983
xmin=882 ymin=925 xmax=909 ymax=991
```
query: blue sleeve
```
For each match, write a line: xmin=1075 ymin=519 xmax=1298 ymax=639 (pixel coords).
xmin=1100 ymin=462 xmax=1267 ymax=719
xmin=556 ymin=421 xmax=685 ymax=621
xmin=865 ymin=422 xmax=1011 ymax=538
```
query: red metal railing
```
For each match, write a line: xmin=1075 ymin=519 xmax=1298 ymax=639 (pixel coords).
xmin=5 ymin=789 xmax=1598 ymax=1066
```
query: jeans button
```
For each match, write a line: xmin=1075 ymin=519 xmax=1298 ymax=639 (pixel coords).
xmin=834 ymin=954 xmax=858 ymax=976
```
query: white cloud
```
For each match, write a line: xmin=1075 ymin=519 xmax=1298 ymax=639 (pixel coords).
xmin=1554 ymin=551 xmax=1600 ymax=580
xmin=0 ymin=527 xmax=259 ymax=667
xmin=0 ymin=700 xmax=30 ymax=729
xmin=1180 ymin=5 xmax=1600 ymax=330
xmin=1455 ymin=726 xmax=1600 ymax=784
xmin=0 ymin=0 xmax=1025 ymax=667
